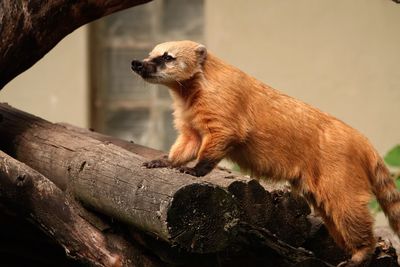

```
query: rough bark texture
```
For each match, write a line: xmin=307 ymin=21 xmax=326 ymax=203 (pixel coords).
xmin=0 ymin=103 xmax=399 ymax=267
xmin=0 ymin=0 xmax=151 ymax=89
xmin=0 ymin=103 xmax=245 ymax=254
xmin=0 ymin=150 xmax=162 ymax=267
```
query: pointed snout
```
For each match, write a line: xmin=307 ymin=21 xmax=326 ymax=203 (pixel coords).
xmin=131 ymin=59 xmax=157 ymax=80
xmin=131 ymin=60 xmax=144 ymax=73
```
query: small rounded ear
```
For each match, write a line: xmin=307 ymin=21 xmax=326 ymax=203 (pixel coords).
xmin=195 ymin=44 xmax=207 ymax=63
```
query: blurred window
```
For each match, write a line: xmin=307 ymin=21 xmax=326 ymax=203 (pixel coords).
xmin=90 ymin=0 xmax=204 ymax=151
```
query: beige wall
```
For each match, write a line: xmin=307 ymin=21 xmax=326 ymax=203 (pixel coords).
xmin=0 ymin=27 xmax=89 ymax=128
xmin=206 ymin=0 xmax=400 ymax=155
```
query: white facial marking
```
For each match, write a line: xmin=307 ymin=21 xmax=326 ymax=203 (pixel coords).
xmin=151 ymin=43 xmax=173 ymax=58
xmin=179 ymin=61 xmax=187 ymax=70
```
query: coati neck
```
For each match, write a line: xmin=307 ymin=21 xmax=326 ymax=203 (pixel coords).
xmin=167 ymin=74 xmax=202 ymax=105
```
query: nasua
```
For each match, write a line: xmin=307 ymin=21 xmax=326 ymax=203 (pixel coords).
xmin=131 ymin=40 xmax=400 ymax=266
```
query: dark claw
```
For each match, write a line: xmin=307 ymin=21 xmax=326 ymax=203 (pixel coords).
xmin=143 ymin=158 xmax=170 ymax=169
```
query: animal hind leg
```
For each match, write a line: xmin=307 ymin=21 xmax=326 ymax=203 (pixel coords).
xmin=304 ymin=190 xmax=347 ymax=251
xmin=330 ymin=202 xmax=375 ymax=266
xmin=313 ymin=205 xmax=347 ymax=251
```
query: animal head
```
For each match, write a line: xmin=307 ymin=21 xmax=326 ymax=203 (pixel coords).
xmin=131 ymin=40 xmax=207 ymax=85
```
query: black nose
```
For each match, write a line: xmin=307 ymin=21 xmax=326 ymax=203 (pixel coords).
xmin=131 ymin=60 xmax=144 ymax=72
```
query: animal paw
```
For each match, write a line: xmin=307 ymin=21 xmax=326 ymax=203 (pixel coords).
xmin=142 ymin=157 xmax=170 ymax=168
xmin=178 ymin=166 xmax=201 ymax=177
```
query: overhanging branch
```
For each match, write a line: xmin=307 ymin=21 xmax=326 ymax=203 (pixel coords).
xmin=0 ymin=0 xmax=152 ymax=89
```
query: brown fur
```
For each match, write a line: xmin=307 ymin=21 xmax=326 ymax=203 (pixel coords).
xmin=132 ymin=40 xmax=400 ymax=266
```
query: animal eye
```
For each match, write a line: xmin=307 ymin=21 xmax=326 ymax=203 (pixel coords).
xmin=162 ymin=53 xmax=174 ymax=62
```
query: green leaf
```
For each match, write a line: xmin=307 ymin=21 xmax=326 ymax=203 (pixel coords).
xmin=384 ymin=145 xmax=400 ymax=167
xmin=369 ymin=198 xmax=381 ymax=213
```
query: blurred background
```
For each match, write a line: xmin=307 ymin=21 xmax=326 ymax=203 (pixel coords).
xmin=1 ymin=0 xmax=399 ymax=157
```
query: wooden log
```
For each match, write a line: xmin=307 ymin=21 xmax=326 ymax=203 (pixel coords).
xmin=0 ymin=103 xmax=329 ymax=266
xmin=0 ymin=103 xmax=243 ymax=254
xmin=0 ymin=0 xmax=151 ymax=89
xmin=59 ymin=123 xmax=165 ymax=160
xmin=0 ymin=150 xmax=162 ymax=267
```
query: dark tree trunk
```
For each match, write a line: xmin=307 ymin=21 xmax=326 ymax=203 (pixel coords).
xmin=0 ymin=0 xmax=151 ymax=89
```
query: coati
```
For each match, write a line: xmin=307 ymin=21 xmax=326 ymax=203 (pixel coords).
xmin=131 ymin=40 xmax=400 ymax=266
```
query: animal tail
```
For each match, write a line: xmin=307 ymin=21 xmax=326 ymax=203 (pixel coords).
xmin=372 ymin=158 xmax=400 ymax=234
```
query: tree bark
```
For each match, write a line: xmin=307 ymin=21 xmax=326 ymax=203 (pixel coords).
xmin=0 ymin=0 xmax=151 ymax=89
xmin=0 ymin=103 xmax=245 ymax=254
xmin=0 ymin=150 xmax=162 ymax=267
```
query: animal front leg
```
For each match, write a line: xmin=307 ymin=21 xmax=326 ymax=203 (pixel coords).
xmin=178 ymin=133 xmax=229 ymax=177
xmin=168 ymin=131 xmax=201 ymax=167
xmin=143 ymin=131 xmax=201 ymax=169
